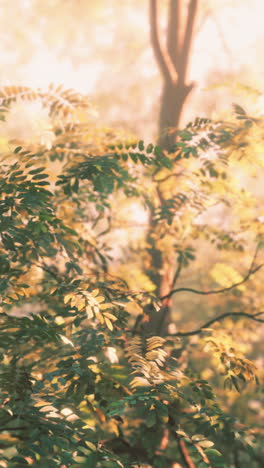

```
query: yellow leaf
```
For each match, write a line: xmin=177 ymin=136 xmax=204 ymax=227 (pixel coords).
xmin=146 ymin=337 xmax=165 ymax=350
xmin=130 ymin=377 xmax=150 ymax=388
xmin=210 ymin=263 xmax=245 ymax=291
xmin=104 ymin=317 xmax=114 ymax=331
xmin=70 ymin=295 xmax=78 ymax=307
xmin=7 ymin=293 xmax=19 ymax=301
xmin=113 ymin=301 xmax=126 ymax=308
xmin=34 ymin=400 xmax=52 ymax=407
xmin=97 ymin=312 xmax=105 ymax=324
xmin=60 ymin=335 xmax=74 ymax=347
xmin=103 ymin=312 xmax=118 ymax=321
xmin=55 ymin=316 xmax=64 ymax=325
xmin=74 ymin=296 xmax=86 ymax=311
xmin=100 ymin=303 xmax=111 ymax=310
xmin=64 ymin=293 xmax=73 ymax=305
xmin=86 ymin=305 xmax=93 ymax=319
xmin=93 ymin=305 xmax=100 ymax=314
xmin=96 ymin=295 xmax=105 ymax=303
xmin=39 ymin=405 xmax=57 ymax=413
xmin=91 ymin=289 xmax=100 ymax=297
xmin=84 ymin=441 xmax=97 ymax=451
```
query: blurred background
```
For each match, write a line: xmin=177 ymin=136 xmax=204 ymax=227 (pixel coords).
xmin=1 ymin=0 xmax=264 ymax=141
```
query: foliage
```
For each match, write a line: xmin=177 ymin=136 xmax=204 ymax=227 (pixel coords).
xmin=0 ymin=86 xmax=263 ymax=467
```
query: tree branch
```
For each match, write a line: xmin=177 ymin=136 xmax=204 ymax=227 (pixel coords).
xmin=176 ymin=434 xmax=196 ymax=468
xmin=212 ymin=14 xmax=234 ymax=66
xmin=149 ymin=0 xmax=177 ymax=83
xmin=249 ymin=242 xmax=260 ymax=270
xmin=172 ymin=255 xmax=183 ymax=288
xmin=170 ymin=311 xmax=264 ymax=337
xmin=167 ymin=0 xmax=180 ymax=68
xmin=161 ymin=264 xmax=263 ymax=301
xmin=195 ymin=443 xmax=212 ymax=468
xmin=153 ymin=169 xmax=185 ymax=183
xmin=178 ymin=0 xmax=198 ymax=82
xmin=155 ymin=256 xmax=183 ymax=334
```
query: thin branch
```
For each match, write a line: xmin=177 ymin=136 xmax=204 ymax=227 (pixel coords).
xmin=159 ymin=427 xmax=170 ymax=452
xmin=212 ymin=14 xmax=234 ymax=66
xmin=176 ymin=434 xmax=196 ymax=468
xmin=155 ymin=256 xmax=183 ymax=334
xmin=161 ymin=264 xmax=263 ymax=301
xmin=172 ymin=255 xmax=183 ymax=288
xmin=195 ymin=7 xmax=212 ymax=35
xmin=97 ymin=216 xmax=112 ymax=237
xmin=249 ymin=242 xmax=260 ymax=270
xmin=195 ymin=443 xmax=212 ymax=468
xmin=178 ymin=0 xmax=198 ymax=83
xmin=149 ymin=0 xmax=177 ymax=83
xmin=170 ymin=311 xmax=264 ymax=337
xmin=167 ymin=0 xmax=180 ymax=68
xmin=153 ymin=169 xmax=185 ymax=183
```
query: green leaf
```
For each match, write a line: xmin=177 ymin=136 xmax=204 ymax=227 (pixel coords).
xmin=205 ymin=449 xmax=224 ymax=460
xmin=29 ymin=167 xmax=46 ymax=175
xmin=11 ymin=457 xmax=29 ymax=465
xmin=32 ymin=173 xmax=49 ymax=180
xmin=138 ymin=140 xmax=144 ymax=151
xmin=14 ymin=146 xmax=22 ymax=154
xmin=233 ymin=103 xmax=246 ymax=115
xmin=145 ymin=410 xmax=157 ymax=428
xmin=146 ymin=143 xmax=154 ymax=153
xmin=154 ymin=145 xmax=161 ymax=156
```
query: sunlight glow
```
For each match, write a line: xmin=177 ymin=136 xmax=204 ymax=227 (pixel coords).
xmin=21 ymin=50 xmax=104 ymax=93
xmin=0 ymin=98 xmax=55 ymax=149
xmin=1 ymin=0 xmax=263 ymax=126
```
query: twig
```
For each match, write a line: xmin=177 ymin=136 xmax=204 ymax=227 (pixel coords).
xmin=175 ymin=434 xmax=196 ymax=468
xmin=155 ymin=257 xmax=183 ymax=334
xmin=172 ymin=256 xmax=183 ymax=288
xmin=249 ymin=242 xmax=260 ymax=270
xmin=195 ymin=443 xmax=212 ymax=467
xmin=169 ymin=311 xmax=264 ymax=337
xmin=161 ymin=264 xmax=263 ymax=301
xmin=212 ymin=14 xmax=234 ymax=66
xmin=153 ymin=169 xmax=185 ymax=183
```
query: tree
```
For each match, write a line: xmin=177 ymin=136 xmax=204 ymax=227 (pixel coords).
xmin=150 ymin=0 xmax=198 ymax=149
xmin=147 ymin=1 xmax=200 ymax=335
xmin=147 ymin=1 xmax=261 ymax=335
xmin=0 ymin=86 xmax=263 ymax=467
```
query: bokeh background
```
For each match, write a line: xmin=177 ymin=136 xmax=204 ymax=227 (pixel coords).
xmin=1 ymin=0 xmax=264 ymax=141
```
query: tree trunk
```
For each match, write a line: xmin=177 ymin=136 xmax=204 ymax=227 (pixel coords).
xmin=159 ymin=80 xmax=193 ymax=150
xmin=147 ymin=0 xmax=198 ymax=335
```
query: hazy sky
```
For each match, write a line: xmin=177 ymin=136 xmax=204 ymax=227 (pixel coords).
xmin=1 ymin=0 xmax=263 ymax=92
xmin=1 ymin=0 xmax=264 ymax=137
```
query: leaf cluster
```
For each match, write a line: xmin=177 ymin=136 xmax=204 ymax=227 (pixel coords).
xmin=0 ymin=87 xmax=263 ymax=467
